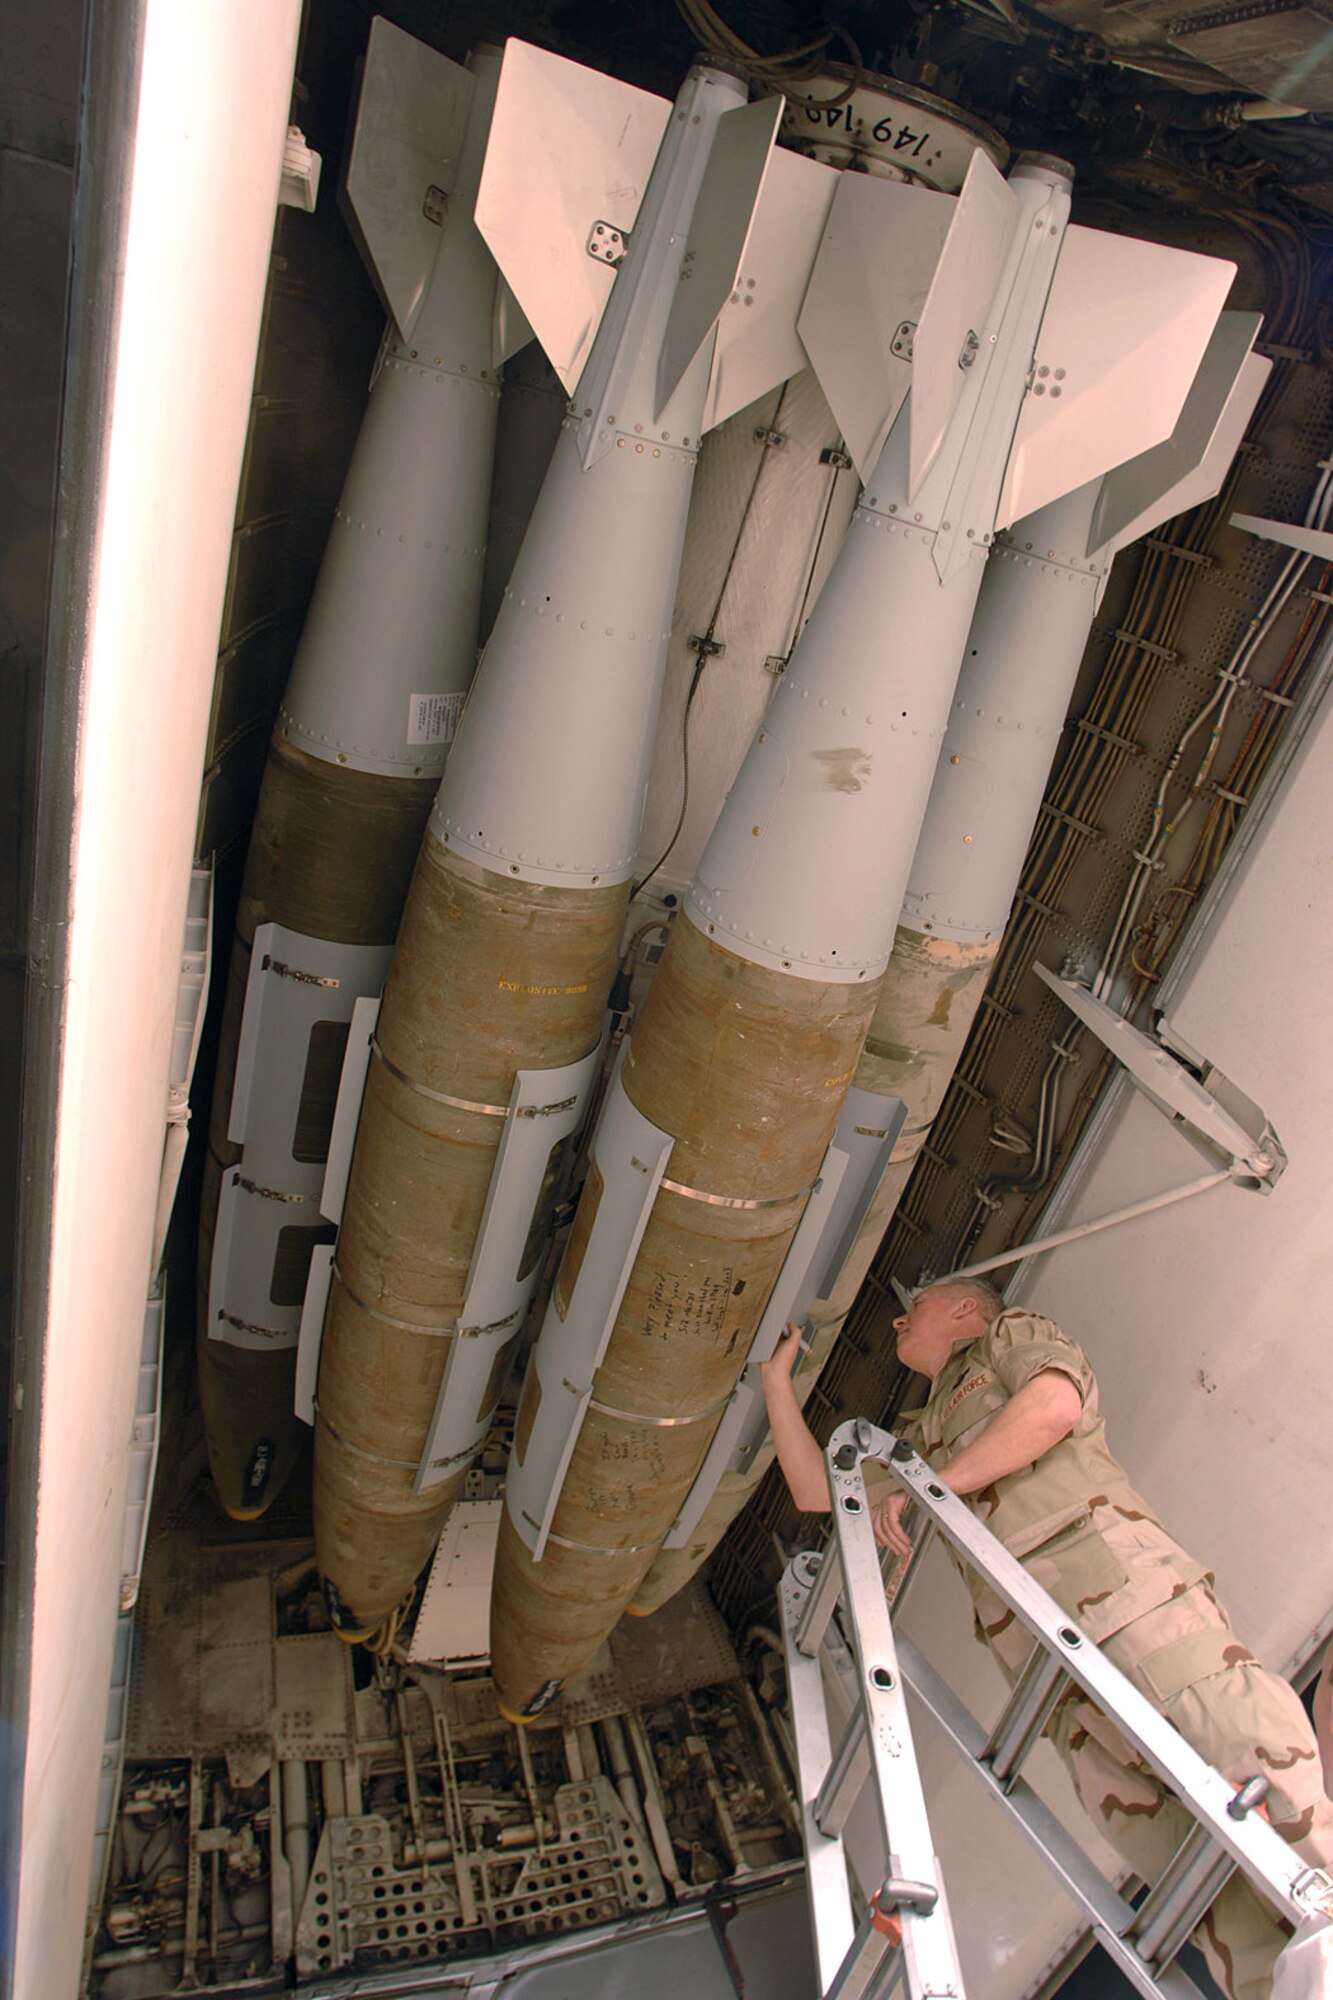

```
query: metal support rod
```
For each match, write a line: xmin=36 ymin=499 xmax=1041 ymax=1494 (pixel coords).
xmin=209 ymin=1775 xmax=223 ymax=1968
xmin=983 ymin=1644 xmax=1070 ymax=1788
xmin=267 ymin=1764 xmax=294 ymax=1966
xmin=576 ymin=1723 xmax=601 ymax=1778
xmin=280 ymin=1760 xmax=311 ymax=1936
xmin=599 ymin=1714 xmax=648 ymax=1836
xmin=623 ymin=1710 xmax=686 ymax=1895
xmin=395 ymin=1695 xmax=426 ymax=1858
xmin=516 ymin=1724 xmax=546 ymax=1857
xmin=433 ymin=1709 xmax=478 ymax=1928
xmin=320 ymin=1758 xmax=346 ymax=1819
xmin=939 ymin=1170 xmax=1230 ymax=1283
xmin=182 ymin=1760 xmax=204 ymax=1984
xmin=562 ymin=1725 xmax=586 ymax=1782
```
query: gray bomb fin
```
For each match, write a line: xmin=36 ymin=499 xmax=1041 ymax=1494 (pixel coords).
xmin=1091 ymin=312 xmax=1269 ymax=560
xmin=701 ymin=143 xmax=835 ymax=433
xmin=1229 ymin=508 xmax=1333 ymax=560
xmin=798 ymin=170 xmax=955 ymax=482
xmin=653 ymin=95 xmax=784 ymax=423
xmin=908 ymin=147 xmax=1016 ymax=499
xmin=340 ymin=19 xmax=476 ymax=341
xmin=473 ymin=39 xmax=670 ymax=392
xmin=997 ymin=226 xmax=1237 ymax=530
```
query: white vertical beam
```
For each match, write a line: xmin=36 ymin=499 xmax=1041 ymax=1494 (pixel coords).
xmin=16 ymin=7 xmax=301 ymax=1996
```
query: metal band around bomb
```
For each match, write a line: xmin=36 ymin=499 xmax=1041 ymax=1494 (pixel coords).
xmin=314 ymin=1406 xmax=420 ymax=1474
xmin=418 ymin=1443 xmax=477 ymax=1475
xmin=371 ymin=1037 xmax=509 ymax=1118
xmin=521 ymin=1516 xmax=661 ymax=1558
xmin=658 ymin=1174 xmax=817 ymax=1209
xmin=333 ymin=1264 xmax=456 ymax=1339
xmin=586 ymin=1390 xmax=734 ymax=1428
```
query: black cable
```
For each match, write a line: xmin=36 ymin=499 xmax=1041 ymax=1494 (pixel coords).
xmin=786 ymin=451 xmax=847 ymax=658
xmin=632 ymin=391 xmax=791 ymax=897
xmin=632 ymin=655 xmax=707 ymax=899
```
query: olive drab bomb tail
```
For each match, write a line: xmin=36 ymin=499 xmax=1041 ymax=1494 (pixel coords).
xmin=306 ymin=42 xmax=841 ymax=1641
xmin=490 ymin=149 xmax=1244 ymax=1713
xmin=199 ymin=23 xmax=514 ymax=1520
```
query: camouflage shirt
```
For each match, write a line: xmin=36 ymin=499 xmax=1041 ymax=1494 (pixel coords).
xmin=896 ymin=1309 xmax=1211 ymax=1651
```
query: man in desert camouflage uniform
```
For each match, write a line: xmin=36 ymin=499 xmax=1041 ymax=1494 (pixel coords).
xmin=761 ymin=1278 xmax=1333 ymax=2000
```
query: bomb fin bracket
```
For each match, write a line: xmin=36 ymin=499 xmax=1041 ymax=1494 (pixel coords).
xmin=502 ymin=1055 xmax=674 ymax=1560
xmin=216 ymin=927 xmax=389 ymax=1359
xmin=413 ymin=1042 xmax=604 ymax=1492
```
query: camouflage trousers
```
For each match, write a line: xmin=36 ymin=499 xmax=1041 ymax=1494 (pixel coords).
xmin=1036 ymin=1583 xmax=1333 ymax=2000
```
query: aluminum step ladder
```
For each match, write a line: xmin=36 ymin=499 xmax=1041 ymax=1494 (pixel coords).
xmin=780 ymin=1416 xmax=1333 ymax=2000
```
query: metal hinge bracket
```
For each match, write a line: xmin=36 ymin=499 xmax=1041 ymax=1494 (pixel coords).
xmin=587 ymin=220 xmax=628 ymax=266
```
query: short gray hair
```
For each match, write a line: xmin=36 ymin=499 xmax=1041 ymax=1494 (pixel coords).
xmin=928 ymin=1275 xmax=1005 ymax=1325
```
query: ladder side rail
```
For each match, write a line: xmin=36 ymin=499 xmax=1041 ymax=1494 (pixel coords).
xmin=826 ymin=1446 xmax=971 ymax=2000
xmin=837 ymin=1422 xmax=1332 ymax=1927
xmin=781 ymin=1552 xmax=861 ymax=1994
xmin=896 ymin=1632 xmax=1211 ymax=2000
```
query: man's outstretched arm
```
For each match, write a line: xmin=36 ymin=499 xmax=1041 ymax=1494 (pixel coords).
xmin=758 ymin=1322 xmax=830 ymax=1514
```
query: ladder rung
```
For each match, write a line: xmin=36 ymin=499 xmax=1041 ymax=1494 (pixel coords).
xmin=1132 ymin=1823 xmax=1235 ymax=1968
xmin=982 ymin=1643 xmax=1069 ymax=1788
xmin=814 ymin=1705 xmax=870 ymax=1839
xmin=795 ymin=1543 xmax=845 ymax=1658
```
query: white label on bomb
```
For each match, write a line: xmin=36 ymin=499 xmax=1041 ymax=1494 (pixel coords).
xmin=407 ymin=690 xmax=465 ymax=745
